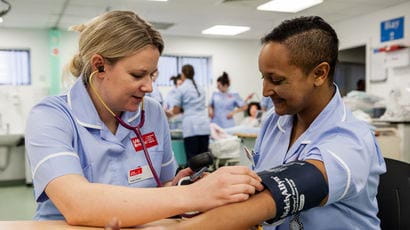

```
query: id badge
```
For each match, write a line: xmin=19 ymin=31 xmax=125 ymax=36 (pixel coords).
xmin=128 ymin=165 xmax=153 ymax=184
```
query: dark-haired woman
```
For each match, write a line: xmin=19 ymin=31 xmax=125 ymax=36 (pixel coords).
xmin=209 ymin=72 xmax=247 ymax=128
xmin=169 ymin=64 xmax=210 ymax=160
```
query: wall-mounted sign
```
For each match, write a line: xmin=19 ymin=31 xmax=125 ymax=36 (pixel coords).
xmin=381 ymin=17 xmax=404 ymax=42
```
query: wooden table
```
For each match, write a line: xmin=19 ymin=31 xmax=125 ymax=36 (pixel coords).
xmin=0 ymin=219 xmax=179 ymax=230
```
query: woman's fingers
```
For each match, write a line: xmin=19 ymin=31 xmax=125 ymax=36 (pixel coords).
xmin=217 ymin=166 xmax=262 ymax=183
xmin=220 ymin=174 xmax=263 ymax=192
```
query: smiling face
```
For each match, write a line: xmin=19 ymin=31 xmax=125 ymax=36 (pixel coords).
xmin=98 ymin=45 xmax=160 ymax=113
xmin=258 ymin=42 xmax=317 ymax=116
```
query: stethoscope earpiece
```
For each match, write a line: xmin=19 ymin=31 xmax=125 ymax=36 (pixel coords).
xmin=97 ymin=66 xmax=105 ymax=73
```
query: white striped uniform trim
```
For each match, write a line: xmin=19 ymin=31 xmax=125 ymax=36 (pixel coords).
xmin=32 ymin=152 xmax=80 ymax=178
xmin=162 ymin=157 xmax=176 ymax=167
xmin=341 ymin=101 xmax=346 ymax=122
xmin=327 ymin=149 xmax=351 ymax=201
xmin=67 ymin=82 xmax=102 ymax=129
xmin=67 ymin=87 xmax=73 ymax=109
xmin=75 ymin=118 xmax=102 ymax=129
xmin=277 ymin=116 xmax=286 ymax=133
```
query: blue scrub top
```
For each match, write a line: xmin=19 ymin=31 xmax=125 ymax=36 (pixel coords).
xmin=25 ymin=78 xmax=178 ymax=220
xmin=165 ymin=86 xmax=178 ymax=110
xmin=209 ymin=91 xmax=245 ymax=128
xmin=146 ymin=82 xmax=163 ymax=106
xmin=169 ymin=79 xmax=210 ymax=138
xmin=260 ymin=96 xmax=274 ymax=111
xmin=254 ymin=85 xmax=386 ymax=230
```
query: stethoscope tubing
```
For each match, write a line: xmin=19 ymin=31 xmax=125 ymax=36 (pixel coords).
xmin=115 ymin=113 xmax=162 ymax=187
xmin=89 ymin=70 xmax=162 ymax=187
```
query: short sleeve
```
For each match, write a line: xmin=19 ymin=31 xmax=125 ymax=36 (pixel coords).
xmin=25 ymin=98 xmax=83 ymax=202
xmin=157 ymin=105 xmax=178 ymax=181
xmin=260 ymin=97 xmax=268 ymax=108
xmin=169 ymin=87 xmax=183 ymax=108
xmin=233 ymin=93 xmax=245 ymax=107
xmin=300 ymin=127 xmax=374 ymax=205
xmin=208 ymin=93 xmax=215 ymax=107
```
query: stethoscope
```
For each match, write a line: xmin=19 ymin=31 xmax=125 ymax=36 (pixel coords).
xmin=88 ymin=70 xmax=162 ymax=187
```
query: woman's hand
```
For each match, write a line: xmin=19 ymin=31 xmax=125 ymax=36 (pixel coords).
xmin=187 ymin=166 xmax=263 ymax=212
xmin=208 ymin=107 xmax=214 ymax=119
xmin=226 ymin=111 xmax=235 ymax=119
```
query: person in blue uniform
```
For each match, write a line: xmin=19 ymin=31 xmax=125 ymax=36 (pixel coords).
xmin=209 ymin=72 xmax=248 ymax=128
xmin=168 ymin=64 xmax=211 ymax=160
xmin=165 ymin=74 xmax=183 ymax=130
xmin=150 ymin=16 xmax=386 ymax=230
xmin=25 ymin=11 xmax=264 ymax=228
xmin=164 ymin=74 xmax=182 ymax=111
xmin=260 ymin=96 xmax=274 ymax=112
xmin=145 ymin=71 xmax=164 ymax=106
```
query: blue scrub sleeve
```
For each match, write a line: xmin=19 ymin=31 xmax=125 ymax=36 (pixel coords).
xmin=208 ymin=93 xmax=215 ymax=107
xmin=25 ymin=99 xmax=84 ymax=202
xmin=169 ymin=87 xmax=183 ymax=108
xmin=300 ymin=128 xmax=374 ymax=205
xmin=158 ymin=107 xmax=178 ymax=182
xmin=233 ymin=93 xmax=245 ymax=107
xmin=260 ymin=97 xmax=269 ymax=109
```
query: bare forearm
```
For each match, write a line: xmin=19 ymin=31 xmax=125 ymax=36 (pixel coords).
xmin=176 ymin=190 xmax=276 ymax=230
xmin=51 ymin=180 xmax=193 ymax=227
xmin=234 ymin=105 xmax=247 ymax=114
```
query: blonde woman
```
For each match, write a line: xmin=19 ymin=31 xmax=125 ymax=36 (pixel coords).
xmin=25 ymin=11 xmax=262 ymax=227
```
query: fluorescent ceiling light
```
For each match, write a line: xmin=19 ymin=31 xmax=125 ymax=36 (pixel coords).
xmin=202 ymin=25 xmax=250 ymax=36
xmin=0 ymin=17 xmax=3 ymax=23
xmin=257 ymin=0 xmax=323 ymax=13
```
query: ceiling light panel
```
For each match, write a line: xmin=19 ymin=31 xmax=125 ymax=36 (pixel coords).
xmin=202 ymin=25 xmax=250 ymax=36
xmin=257 ymin=0 xmax=323 ymax=13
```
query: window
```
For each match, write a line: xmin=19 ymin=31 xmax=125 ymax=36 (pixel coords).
xmin=156 ymin=55 xmax=211 ymax=86
xmin=0 ymin=49 xmax=31 ymax=85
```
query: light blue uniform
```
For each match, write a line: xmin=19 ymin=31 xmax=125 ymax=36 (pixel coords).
xmin=260 ymin=96 xmax=274 ymax=111
xmin=146 ymin=82 xmax=163 ymax=105
xmin=25 ymin=78 xmax=178 ymax=220
xmin=209 ymin=91 xmax=245 ymax=128
xmin=254 ymin=86 xmax=386 ymax=230
xmin=170 ymin=79 xmax=210 ymax=138
xmin=165 ymin=87 xmax=183 ymax=130
xmin=165 ymin=86 xmax=178 ymax=110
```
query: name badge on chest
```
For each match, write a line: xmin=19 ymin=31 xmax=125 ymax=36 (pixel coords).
xmin=128 ymin=165 xmax=154 ymax=184
xmin=131 ymin=132 xmax=159 ymax=152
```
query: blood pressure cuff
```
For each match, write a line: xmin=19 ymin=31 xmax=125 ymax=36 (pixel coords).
xmin=257 ymin=161 xmax=328 ymax=223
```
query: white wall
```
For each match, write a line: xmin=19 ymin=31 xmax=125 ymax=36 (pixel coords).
xmin=162 ymin=35 xmax=261 ymax=101
xmin=57 ymin=32 xmax=262 ymax=101
xmin=0 ymin=28 xmax=262 ymax=131
xmin=332 ymin=1 xmax=410 ymax=99
xmin=0 ymin=28 xmax=50 ymax=133
xmin=0 ymin=28 xmax=50 ymax=87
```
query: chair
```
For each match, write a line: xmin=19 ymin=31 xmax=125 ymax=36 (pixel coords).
xmin=377 ymin=158 xmax=410 ymax=230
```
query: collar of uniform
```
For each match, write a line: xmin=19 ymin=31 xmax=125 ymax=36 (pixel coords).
xmin=67 ymin=77 xmax=142 ymax=129
xmin=275 ymin=84 xmax=346 ymax=136
xmin=67 ymin=78 xmax=103 ymax=129
xmin=307 ymin=83 xmax=346 ymax=132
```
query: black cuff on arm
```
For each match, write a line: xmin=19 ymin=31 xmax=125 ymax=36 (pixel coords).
xmin=257 ymin=161 xmax=328 ymax=223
